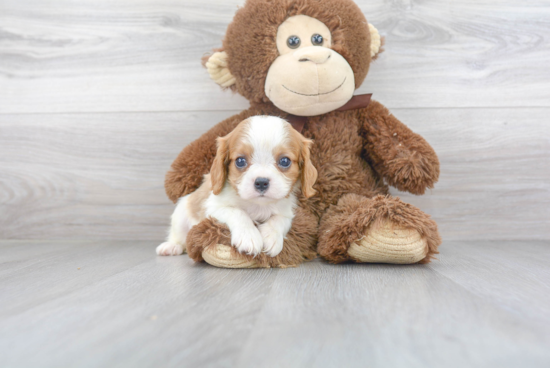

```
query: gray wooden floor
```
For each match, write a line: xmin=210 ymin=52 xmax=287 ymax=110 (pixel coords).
xmin=1 ymin=240 xmax=549 ymax=368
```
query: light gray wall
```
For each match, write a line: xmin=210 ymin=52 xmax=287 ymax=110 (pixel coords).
xmin=0 ymin=0 xmax=549 ymax=241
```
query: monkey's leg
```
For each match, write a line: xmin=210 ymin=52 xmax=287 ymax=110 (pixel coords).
xmin=317 ymin=194 xmax=441 ymax=264
xmin=186 ymin=206 xmax=317 ymax=268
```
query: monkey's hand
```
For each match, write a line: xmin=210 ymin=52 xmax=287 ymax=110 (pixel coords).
xmin=383 ymin=150 xmax=439 ymax=195
xmin=359 ymin=100 xmax=440 ymax=195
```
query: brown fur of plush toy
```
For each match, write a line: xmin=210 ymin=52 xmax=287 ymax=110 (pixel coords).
xmin=318 ymin=194 xmax=441 ymax=264
xmin=186 ymin=206 xmax=318 ymax=268
xmin=167 ymin=0 xmax=441 ymax=266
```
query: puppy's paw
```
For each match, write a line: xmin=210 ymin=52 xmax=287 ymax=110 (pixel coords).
xmin=231 ymin=226 xmax=263 ymax=256
xmin=156 ymin=242 xmax=185 ymax=256
xmin=259 ymin=224 xmax=284 ymax=257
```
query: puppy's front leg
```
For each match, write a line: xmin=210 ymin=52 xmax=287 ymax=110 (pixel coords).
xmin=209 ymin=208 xmax=263 ymax=256
xmin=259 ymin=215 xmax=292 ymax=257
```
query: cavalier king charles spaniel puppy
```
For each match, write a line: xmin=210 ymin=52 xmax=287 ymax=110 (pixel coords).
xmin=156 ymin=116 xmax=317 ymax=257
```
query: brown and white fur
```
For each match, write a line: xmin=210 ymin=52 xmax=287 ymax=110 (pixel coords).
xmin=156 ymin=116 xmax=317 ymax=257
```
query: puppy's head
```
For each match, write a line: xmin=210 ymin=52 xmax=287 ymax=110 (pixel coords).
xmin=210 ymin=116 xmax=317 ymax=201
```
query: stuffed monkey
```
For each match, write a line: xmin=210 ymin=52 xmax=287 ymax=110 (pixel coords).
xmin=166 ymin=0 xmax=441 ymax=268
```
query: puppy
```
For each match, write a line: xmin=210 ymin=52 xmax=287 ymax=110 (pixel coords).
xmin=156 ymin=115 xmax=317 ymax=257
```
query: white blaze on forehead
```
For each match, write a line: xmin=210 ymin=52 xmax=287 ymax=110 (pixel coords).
xmin=245 ymin=116 xmax=289 ymax=164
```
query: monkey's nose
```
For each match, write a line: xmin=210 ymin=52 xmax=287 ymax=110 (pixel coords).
xmin=254 ymin=177 xmax=270 ymax=193
xmin=294 ymin=47 xmax=332 ymax=64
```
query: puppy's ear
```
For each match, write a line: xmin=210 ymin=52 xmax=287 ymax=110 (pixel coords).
xmin=210 ymin=136 xmax=229 ymax=195
xmin=300 ymin=138 xmax=318 ymax=199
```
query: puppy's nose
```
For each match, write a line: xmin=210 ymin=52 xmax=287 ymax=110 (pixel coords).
xmin=254 ymin=177 xmax=270 ymax=193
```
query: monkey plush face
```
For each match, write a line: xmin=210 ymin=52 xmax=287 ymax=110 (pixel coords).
xmin=204 ymin=0 xmax=382 ymax=116
xmin=264 ymin=15 xmax=356 ymax=116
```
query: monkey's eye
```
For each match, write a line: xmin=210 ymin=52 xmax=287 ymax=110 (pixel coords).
xmin=278 ymin=157 xmax=291 ymax=168
xmin=235 ymin=157 xmax=247 ymax=168
xmin=311 ymin=34 xmax=324 ymax=46
xmin=287 ymin=35 xmax=301 ymax=49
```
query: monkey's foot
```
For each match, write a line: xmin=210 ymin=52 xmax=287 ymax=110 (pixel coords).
xmin=188 ymin=211 xmax=317 ymax=268
xmin=202 ymin=244 xmax=262 ymax=269
xmin=347 ymin=220 xmax=427 ymax=264
xmin=318 ymin=194 xmax=440 ymax=264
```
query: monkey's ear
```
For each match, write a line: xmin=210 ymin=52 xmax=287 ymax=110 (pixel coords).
xmin=203 ymin=50 xmax=236 ymax=88
xmin=368 ymin=23 xmax=384 ymax=59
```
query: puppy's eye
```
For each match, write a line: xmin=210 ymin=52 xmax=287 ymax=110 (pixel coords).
xmin=287 ymin=35 xmax=301 ymax=49
xmin=311 ymin=34 xmax=324 ymax=46
xmin=235 ymin=157 xmax=247 ymax=168
xmin=278 ymin=157 xmax=291 ymax=168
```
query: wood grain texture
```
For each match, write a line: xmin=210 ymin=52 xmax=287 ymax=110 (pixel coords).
xmin=1 ymin=108 xmax=548 ymax=241
xmin=0 ymin=111 xmax=224 ymax=240
xmin=0 ymin=240 xmax=549 ymax=368
xmin=0 ymin=0 xmax=548 ymax=241
xmin=1 ymin=0 xmax=550 ymax=113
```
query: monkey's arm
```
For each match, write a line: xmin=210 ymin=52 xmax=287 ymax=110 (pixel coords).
xmin=358 ymin=100 xmax=439 ymax=195
xmin=165 ymin=110 xmax=252 ymax=203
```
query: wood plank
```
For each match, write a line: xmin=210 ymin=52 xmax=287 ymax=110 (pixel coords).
xmin=0 ymin=240 xmax=279 ymax=367
xmin=0 ymin=240 xmax=549 ymax=367
xmin=1 ymin=0 xmax=550 ymax=113
xmin=0 ymin=240 xmax=155 ymax=317
xmin=237 ymin=246 xmax=550 ymax=368
xmin=429 ymin=241 xmax=550 ymax=324
xmin=0 ymin=111 xmax=227 ymax=240
xmin=0 ymin=107 xmax=548 ymax=241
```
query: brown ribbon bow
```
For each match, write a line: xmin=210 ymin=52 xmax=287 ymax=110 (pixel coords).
xmin=285 ymin=93 xmax=372 ymax=133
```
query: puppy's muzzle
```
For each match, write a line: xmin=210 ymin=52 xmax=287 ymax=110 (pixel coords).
xmin=254 ymin=177 xmax=270 ymax=194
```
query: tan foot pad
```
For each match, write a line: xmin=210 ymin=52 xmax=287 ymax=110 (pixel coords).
xmin=348 ymin=221 xmax=427 ymax=264
xmin=202 ymin=244 xmax=261 ymax=269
